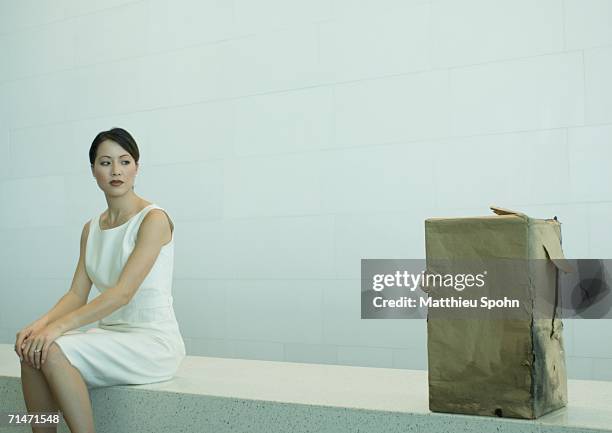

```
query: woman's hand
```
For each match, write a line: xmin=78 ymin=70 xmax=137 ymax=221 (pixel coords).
xmin=16 ymin=322 xmax=63 ymax=369
xmin=15 ymin=319 xmax=48 ymax=363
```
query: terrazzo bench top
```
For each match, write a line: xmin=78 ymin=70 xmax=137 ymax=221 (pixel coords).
xmin=1 ymin=343 xmax=611 ymax=433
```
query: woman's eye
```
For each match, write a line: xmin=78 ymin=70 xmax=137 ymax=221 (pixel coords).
xmin=100 ymin=161 xmax=130 ymax=165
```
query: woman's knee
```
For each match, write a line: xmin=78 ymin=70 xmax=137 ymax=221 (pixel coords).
xmin=40 ymin=343 xmax=67 ymax=373
xmin=20 ymin=358 xmax=42 ymax=375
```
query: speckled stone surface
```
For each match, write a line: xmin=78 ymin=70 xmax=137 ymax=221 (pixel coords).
xmin=1 ymin=344 xmax=610 ymax=433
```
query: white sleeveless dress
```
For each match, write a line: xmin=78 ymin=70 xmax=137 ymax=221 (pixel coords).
xmin=54 ymin=204 xmax=186 ymax=389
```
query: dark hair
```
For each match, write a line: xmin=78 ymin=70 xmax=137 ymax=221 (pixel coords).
xmin=89 ymin=127 xmax=140 ymax=166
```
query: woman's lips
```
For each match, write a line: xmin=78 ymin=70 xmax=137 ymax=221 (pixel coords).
xmin=110 ymin=181 xmax=124 ymax=186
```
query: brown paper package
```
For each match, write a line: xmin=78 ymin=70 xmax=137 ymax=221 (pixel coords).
xmin=425 ymin=206 xmax=568 ymax=419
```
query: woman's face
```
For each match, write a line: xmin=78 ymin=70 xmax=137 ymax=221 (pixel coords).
xmin=91 ymin=139 xmax=138 ymax=195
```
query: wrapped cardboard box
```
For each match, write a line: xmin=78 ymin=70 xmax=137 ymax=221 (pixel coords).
xmin=424 ymin=206 xmax=569 ymax=419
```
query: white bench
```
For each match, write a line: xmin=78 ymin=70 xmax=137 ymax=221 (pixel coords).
xmin=0 ymin=343 xmax=611 ymax=433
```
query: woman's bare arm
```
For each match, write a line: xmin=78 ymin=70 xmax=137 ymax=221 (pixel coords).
xmin=39 ymin=221 xmax=93 ymax=325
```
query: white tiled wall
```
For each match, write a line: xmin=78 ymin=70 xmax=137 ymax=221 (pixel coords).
xmin=0 ymin=0 xmax=611 ymax=381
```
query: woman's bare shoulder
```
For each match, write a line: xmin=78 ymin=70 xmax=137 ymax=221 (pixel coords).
xmin=80 ymin=220 xmax=91 ymax=250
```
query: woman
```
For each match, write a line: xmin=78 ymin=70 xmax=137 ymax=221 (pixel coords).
xmin=14 ymin=127 xmax=186 ymax=433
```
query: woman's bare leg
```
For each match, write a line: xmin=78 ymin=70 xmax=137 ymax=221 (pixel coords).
xmin=40 ymin=343 xmax=95 ymax=433
xmin=20 ymin=361 xmax=59 ymax=433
